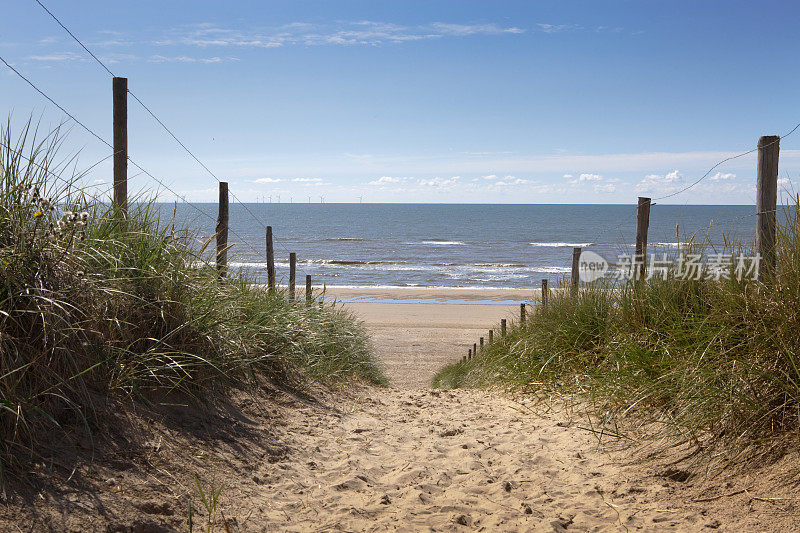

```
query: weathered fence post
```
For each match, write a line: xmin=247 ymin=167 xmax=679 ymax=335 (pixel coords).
xmin=112 ymin=77 xmax=127 ymax=217
xmin=266 ymin=226 xmax=276 ymax=292
xmin=467 ymin=349 xmax=471 ymax=361
xmin=541 ymin=278 xmax=548 ymax=308
xmin=635 ymin=197 xmax=652 ymax=281
xmin=289 ymin=252 xmax=296 ymax=300
xmin=501 ymin=318 xmax=507 ymax=336
xmin=571 ymin=247 xmax=581 ymax=296
xmin=216 ymin=182 xmax=228 ymax=277
xmin=463 ymin=355 xmax=467 ymax=362
xmin=520 ymin=303 xmax=526 ymax=325
xmin=305 ymin=274 xmax=312 ymax=303
xmin=757 ymin=135 xmax=780 ymax=279
xmin=480 ymin=337 xmax=484 ymax=352
xmin=488 ymin=329 xmax=493 ymax=344
xmin=473 ymin=343 xmax=477 ymax=358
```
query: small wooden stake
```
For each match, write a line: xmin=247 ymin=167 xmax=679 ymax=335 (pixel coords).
xmin=289 ymin=252 xmax=296 ymax=300
xmin=757 ymin=135 xmax=780 ymax=279
xmin=306 ymin=274 xmax=312 ymax=303
xmin=635 ymin=197 xmax=651 ymax=281
xmin=468 ymin=348 xmax=472 ymax=360
xmin=488 ymin=329 xmax=493 ymax=344
xmin=112 ymin=77 xmax=127 ymax=217
xmin=520 ymin=303 xmax=526 ymax=325
xmin=473 ymin=343 xmax=477 ymax=358
xmin=480 ymin=337 xmax=484 ymax=352
xmin=266 ymin=226 xmax=275 ymax=292
xmin=215 ymin=182 xmax=228 ymax=277
xmin=541 ymin=279 xmax=548 ymax=308
xmin=501 ymin=318 xmax=507 ymax=336
xmin=571 ymin=247 xmax=581 ymax=296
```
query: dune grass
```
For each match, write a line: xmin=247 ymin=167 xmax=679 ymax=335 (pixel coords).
xmin=0 ymin=121 xmax=384 ymax=481
xmin=434 ymin=201 xmax=800 ymax=458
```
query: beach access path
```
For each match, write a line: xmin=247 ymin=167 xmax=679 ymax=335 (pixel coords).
xmin=226 ymin=287 xmax=773 ymax=531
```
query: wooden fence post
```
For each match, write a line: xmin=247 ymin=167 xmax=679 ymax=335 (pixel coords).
xmin=757 ymin=135 xmax=780 ymax=279
xmin=501 ymin=318 xmax=507 ymax=336
xmin=520 ymin=303 xmax=526 ymax=325
xmin=306 ymin=274 xmax=312 ymax=303
xmin=216 ymin=182 xmax=228 ymax=277
xmin=541 ymin=278 xmax=548 ymax=308
xmin=635 ymin=197 xmax=652 ymax=281
xmin=266 ymin=226 xmax=275 ymax=292
xmin=480 ymin=337 xmax=484 ymax=352
xmin=473 ymin=343 xmax=477 ymax=358
xmin=488 ymin=329 xmax=493 ymax=344
xmin=289 ymin=253 xmax=296 ymax=300
xmin=468 ymin=349 xmax=472 ymax=360
xmin=112 ymin=77 xmax=127 ymax=217
xmin=571 ymin=247 xmax=581 ymax=296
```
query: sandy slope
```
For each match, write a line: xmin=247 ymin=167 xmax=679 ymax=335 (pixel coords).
xmin=231 ymin=386 xmax=721 ymax=532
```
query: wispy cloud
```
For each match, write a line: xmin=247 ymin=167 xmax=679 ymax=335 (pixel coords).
xmin=254 ymin=177 xmax=281 ymax=183
xmin=148 ymin=55 xmax=237 ymax=63
xmin=153 ymin=21 xmax=526 ymax=49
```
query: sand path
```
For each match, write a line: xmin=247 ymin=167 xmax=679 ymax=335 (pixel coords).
xmin=222 ymin=298 xmax=733 ymax=531
xmin=235 ymin=385 xmax=724 ymax=531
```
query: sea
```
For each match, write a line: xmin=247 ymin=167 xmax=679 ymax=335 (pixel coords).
xmin=159 ymin=203 xmax=757 ymax=290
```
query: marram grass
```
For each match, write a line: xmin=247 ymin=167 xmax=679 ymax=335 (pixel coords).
xmin=434 ymin=201 xmax=800 ymax=458
xmin=0 ymin=121 xmax=384 ymax=481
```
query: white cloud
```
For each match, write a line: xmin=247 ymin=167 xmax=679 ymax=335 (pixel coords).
xmin=254 ymin=177 xmax=281 ymax=183
xmin=482 ymin=174 xmax=499 ymax=180
xmin=419 ymin=176 xmax=460 ymax=188
xmin=594 ymin=183 xmax=616 ymax=194
xmin=292 ymin=177 xmax=323 ymax=182
xmin=636 ymin=170 xmax=683 ymax=193
xmin=148 ymin=55 xmax=236 ymax=63
xmin=709 ymin=172 xmax=735 ymax=181
xmin=152 ymin=21 xmax=526 ymax=49
xmin=494 ymin=177 xmax=529 ymax=187
xmin=93 ymin=179 xmax=106 ymax=184
xmin=579 ymin=173 xmax=602 ymax=182
xmin=562 ymin=174 xmax=574 ymax=179
xmin=368 ymin=176 xmax=403 ymax=185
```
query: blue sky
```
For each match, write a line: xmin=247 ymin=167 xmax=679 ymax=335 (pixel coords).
xmin=2 ymin=0 xmax=800 ymax=204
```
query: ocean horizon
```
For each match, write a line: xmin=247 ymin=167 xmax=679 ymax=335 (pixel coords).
xmin=159 ymin=202 xmax=761 ymax=289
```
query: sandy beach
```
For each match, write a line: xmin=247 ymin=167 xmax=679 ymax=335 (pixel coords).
xmin=327 ymin=286 xmax=529 ymax=388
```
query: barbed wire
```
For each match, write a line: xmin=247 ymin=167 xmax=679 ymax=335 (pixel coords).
xmin=0 ymin=56 xmax=275 ymax=264
xmin=28 ymin=0 xmax=309 ymax=282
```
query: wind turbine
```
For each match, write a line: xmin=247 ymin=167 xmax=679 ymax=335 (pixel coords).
xmin=358 ymin=196 xmax=363 ymax=204
xmin=268 ymin=195 xmax=272 ymax=203
xmin=307 ymin=195 xmax=312 ymax=203
xmin=290 ymin=196 xmax=293 ymax=203
xmin=319 ymin=195 xmax=325 ymax=204
xmin=277 ymin=194 xmax=281 ymax=203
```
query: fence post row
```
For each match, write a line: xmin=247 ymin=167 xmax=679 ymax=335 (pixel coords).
xmin=571 ymin=247 xmax=581 ymax=296
xmin=266 ymin=226 xmax=276 ymax=292
xmin=757 ymin=135 xmax=780 ymax=279
xmin=635 ymin=197 xmax=651 ymax=281
xmin=216 ymin=182 xmax=229 ymax=277
xmin=112 ymin=77 xmax=127 ymax=217
xmin=289 ymin=252 xmax=297 ymax=300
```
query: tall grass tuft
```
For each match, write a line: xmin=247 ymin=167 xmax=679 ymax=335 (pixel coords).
xmin=0 ymin=121 xmax=384 ymax=481
xmin=434 ymin=200 xmax=800 ymax=459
